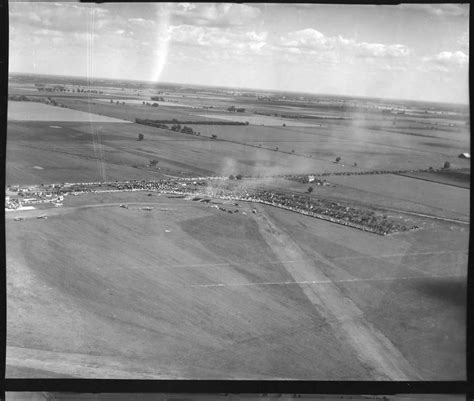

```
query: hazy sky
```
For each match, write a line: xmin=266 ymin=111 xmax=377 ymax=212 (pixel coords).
xmin=9 ymin=2 xmax=470 ymax=103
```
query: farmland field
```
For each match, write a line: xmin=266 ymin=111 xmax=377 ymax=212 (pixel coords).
xmin=195 ymin=113 xmax=322 ymax=127
xmin=328 ymin=174 xmax=470 ymax=218
xmin=8 ymin=101 xmax=131 ymax=123
xmin=6 ymin=192 xmax=467 ymax=379
xmin=95 ymin=98 xmax=195 ymax=108
xmin=6 ymin=73 xmax=469 ymax=381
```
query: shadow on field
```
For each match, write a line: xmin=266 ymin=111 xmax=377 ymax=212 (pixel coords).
xmin=415 ymin=277 xmax=466 ymax=307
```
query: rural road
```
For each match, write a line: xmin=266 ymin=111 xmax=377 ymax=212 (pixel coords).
xmin=253 ymin=204 xmax=422 ymax=380
xmin=5 ymin=201 xmax=183 ymax=220
xmin=382 ymin=207 xmax=469 ymax=225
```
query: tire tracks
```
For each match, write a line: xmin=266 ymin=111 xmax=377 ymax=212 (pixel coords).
xmin=253 ymin=204 xmax=421 ymax=380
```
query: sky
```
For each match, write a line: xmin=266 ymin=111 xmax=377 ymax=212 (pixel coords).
xmin=9 ymin=2 xmax=470 ymax=103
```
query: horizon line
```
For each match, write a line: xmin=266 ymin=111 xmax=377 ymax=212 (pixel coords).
xmin=8 ymin=71 xmax=470 ymax=107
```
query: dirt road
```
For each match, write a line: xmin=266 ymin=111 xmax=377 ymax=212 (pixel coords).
xmin=253 ymin=204 xmax=422 ymax=380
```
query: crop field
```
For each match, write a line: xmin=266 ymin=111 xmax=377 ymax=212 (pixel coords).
xmin=8 ymin=101 xmax=132 ymax=123
xmin=195 ymin=113 xmax=322 ymax=127
xmin=328 ymin=174 xmax=470 ymax=218
xmin=282 ymin=124 xmax=469 ymax=171
xmin=55 ymin=98 xmax=222 ymax=123
xmin=6 ymin=192 xmax=467 ymax=379
xmin=7 ymin=118 xmax=356 ymax=185
xmin=189 ymin=122 xmax=468 ymax=171
xmin=95 ymin=98 xmax=195 ymax=108
xmin=6 ymin=74 xmax=469 ymax=381
xmin=398 ymin=169 xmax=470 ymax=189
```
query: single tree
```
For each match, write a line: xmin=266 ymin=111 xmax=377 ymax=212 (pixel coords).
xmin=236 ymin=174 xmax=242 ymax=180
xmin=138 ymin=133 xmax=144 ymax=141
xmin=335 ymin=156 xmax=341 ymax=163
xmin=443 ymin=161 xmax=450 ymax=169
xmin=308 ymin=186 xmax=314 ymax=193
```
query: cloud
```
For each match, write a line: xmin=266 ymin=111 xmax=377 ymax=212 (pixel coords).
xmin=280 ymin=29 xmax=328 ymax=49
xmin=424 ymin=51 xmax=469 ymax=67
xmin=279 ymin=28 xmax=412 ymax=59
xmin=128 ymin=17 xmax=155 ymax=26
xmin=457 ymin=30 xmax=469 ymax=53
xmin=162 ymin=3 xmax=261 ymax=27
xmin=353 ymin=42 xmax=411 ymax=58
xmin=33 ymin=29 xmax=64 ymax=38
xmin=399 ymin=4 xmax=469 ymax=17
xmin=10 ymin=2 xmax=111 ymax=32
xmin=168 ymin=25 xmax=267 ymax=54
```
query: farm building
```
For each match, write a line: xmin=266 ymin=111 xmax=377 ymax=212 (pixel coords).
xmin=458 ymin=153 xmax=471 ymax=159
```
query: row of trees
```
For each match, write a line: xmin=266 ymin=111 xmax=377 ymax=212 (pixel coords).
xmin=110 ymin=99 xmax=126 ymax=105
xmin=227 ymin=106 xmax=246 ymax=112
xmin=36 ymin=86 xmax=103 ymax=94
xmin=142 ymin=101 xmax=159 ymax=107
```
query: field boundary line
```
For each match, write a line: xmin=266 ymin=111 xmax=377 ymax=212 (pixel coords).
xmin=395 ymin=172 xmax=470 ymax=190
xmin=120 ymin=250 xmax=467 ymax=270
xmin=189 ymin=274 xmax=465 ymax=288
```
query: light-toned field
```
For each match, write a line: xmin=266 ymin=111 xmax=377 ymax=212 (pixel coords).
xmin=328 ymin=174 xmax=470 ymax=218
xmin=190 ymin=121 xmax=469 ymax=171
xmin=96 ymin=98 xmax=194 ymax=108
xmin=57 ymin=97 xmax=222 ymax=123
xmin=195 ymin=113 xmax=321 ymax=127
xmin=6 ymin=192 xmax=467 ymax=379
xmin=8 ymin=101 xmax=131 ymax=123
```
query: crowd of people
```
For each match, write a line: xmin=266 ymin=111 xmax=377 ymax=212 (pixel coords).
xmin=7 ymin=178 xmax=416 ymax=236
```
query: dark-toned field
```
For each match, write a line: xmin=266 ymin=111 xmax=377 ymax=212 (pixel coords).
xmin=6 ymin=193 xmax=467 ymax=379
xmin=7 ymin=98 xmax=470 ymax=185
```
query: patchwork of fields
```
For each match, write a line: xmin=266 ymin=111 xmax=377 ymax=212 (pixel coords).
xmin=6 ymin=82 xmax=469 ymax=381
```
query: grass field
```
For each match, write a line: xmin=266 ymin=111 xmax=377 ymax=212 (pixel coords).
xmin=7 ymin=116 xmax=355 ymax=185
xmin=8 ymin=101 xmax=131 ymax=123
xmin=56 ymin=98 xmax=222 ymax=123
xmin=6 ymin=79 xmax=469 ymax=381
xmin=328 ymin=174 xmax=470 ymax=218
xmin=95 ymin=98 xmax=195 ymax=108
xmin=195 ymin=113 xmax=321 ymax=127
xmin=6 ymin=192 xmax=466 ymax=379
